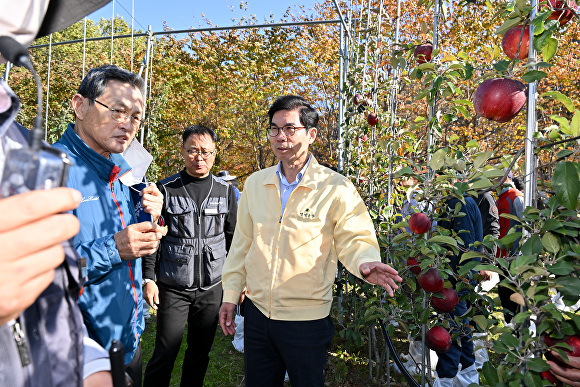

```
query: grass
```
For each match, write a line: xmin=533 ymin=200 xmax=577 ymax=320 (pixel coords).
xmin=140 ymin=308 xmax=407 ymax=386
xmin=140 ymin=304 xmax=502 ymax=386
xmin=140 ymin=310 xmax=245 ymax=387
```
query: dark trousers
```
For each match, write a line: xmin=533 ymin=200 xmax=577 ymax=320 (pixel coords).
xmin=498 ymin=281 xmax=519 ymax=323
xmin=244 ymin=299 xmax=334 ymax=387
xmin=143 ymin=284 xmax=222 ymax=387
xmin=126 ymin=342 xmax=142 ymax=386
xmin=435 ymin=300 xmax=475 ymax=379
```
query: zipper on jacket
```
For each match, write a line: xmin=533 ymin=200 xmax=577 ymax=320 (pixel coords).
xmin=10 ymin=319 xmax=31 ymax=367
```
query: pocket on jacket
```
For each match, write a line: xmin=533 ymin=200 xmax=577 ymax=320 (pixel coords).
xmin=158 ymin=242 xmax=195 ymax=288
xmin=165 ymin=198 xmax=195 ymax=238
xmin=202 ymin=235 xmax=227 ymax=287
xmin=202 ymin=204 xmax=228 ymax=238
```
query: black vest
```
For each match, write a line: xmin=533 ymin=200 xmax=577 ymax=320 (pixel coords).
xmin=157 ymin=172 xmax=230 ymax=290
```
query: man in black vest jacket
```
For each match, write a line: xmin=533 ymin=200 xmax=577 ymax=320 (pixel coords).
xmin=143 ymin=125 xmax=237 ymax=387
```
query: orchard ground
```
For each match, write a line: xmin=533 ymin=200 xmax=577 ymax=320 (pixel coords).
xmin=140 ymin=292 xmax=506 ymax=386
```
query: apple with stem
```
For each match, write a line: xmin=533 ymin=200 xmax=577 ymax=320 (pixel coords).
xmin=409 ymin=212 xmax=431 ymax=234
xmin=431 ymin=287 xmax=459 ymax=313
xmin=473 ymin=78 xmax=527 ymax=123
xmin=407 ymin=255 xmax=421 ymax=275
xmin=418 ymin=268 xmax=444 ymax=293
xmin=367 ymin=112 xmax=378 ymax=126
xmin=541 ymin=0 xmax=578 ymax=26
xmin=426 ymin=326 xmax=452 ymax=353
xmin=414 ymin=43 xmax=433 ymax=64
xmin=502 ymin=25 xmax=529 ymax=60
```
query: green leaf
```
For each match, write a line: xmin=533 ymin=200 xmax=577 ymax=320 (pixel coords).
xmin=428 ymin=235 xmax=458 ymax=247
xmin=493 ymin=60 xmax=511 ymax=73
xmin=542 ymin=232 xmax=560 ymax=253
xmin=527 ymin=357 xmax=550 ymax=372
xmin=542 ymin=219 xmax=563 ymax=232
xmin=496 ymin=17 xmax=522 ymax=36
xmin=396 ymin=166 xmax=415 ymax=177
xmin=548 ymin=260 xmax=575 ymax=276
xmin=469 ymin=177 xmax=493 ymax=191
xmin=392 ymin=232 xmax=410 ymax=243
xmin=521 ymin=70 xmax=548 ymax=83
xmin=523 ymin=370 xmax=543 ymax=387
xmin=555 ymin=276 xmax=580 ymax=299
xmin=552 ymin=161 xmax=579 ymax=211
xmin=571 ymin=111 xmax=580 ymax=137
xmin=520 ymin=234 xmax=542 ymax=256
xmin=534 ymin=29 xmax=553 ymax=52
xmin=430 ymin=148 xmax=446 ymax=171
xmin=542 ymin=37 xmax=558 ymax=62
xmin=472 ymin=151 xmax=493 ymax=170
xmin=472 ymin=264 xmax=504 ymax=274
xmin=500 ymin=332 xmax=520 ymax=348
xmin=482 ymin=361 xmax=499 ymax=385
xmin=499 ymin=232 xmax=522 ymax=246
xmin=472 ymin=315 xmax=490 ymax=331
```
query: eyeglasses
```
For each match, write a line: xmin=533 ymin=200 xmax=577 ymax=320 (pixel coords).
xmin=93 ymin=99 xmax=145 ymax=128
xmin=268 ymin=125 xmax=307 ymax=137
xmin=185 ymin=148 xmax=215 ymax=159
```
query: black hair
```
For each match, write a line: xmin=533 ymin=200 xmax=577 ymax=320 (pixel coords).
xmin=182 ymin=125 xmax=218 ymax=146
xmin=267 ymin=95 xmax=319 ymax=129
xmin=513 ymin=176 xmax=524 ymax=191
xmin=77 ymin=65 xmax=145 ymax=103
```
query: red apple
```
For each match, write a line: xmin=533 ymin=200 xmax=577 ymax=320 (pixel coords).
xmin=408 ymin=213 xmax=431 ymax=234
xmin=418 ymin=268 xmax=444 ymax=293
xmin=426 ymin=326 xmax=452 ymax=353
xmin=540 ymin=370 xmax=563 ymax=386
xmin=541 ymin=0 xmax=578 ymax=26
xmin=359 ymin=134 xmax=368 ymax=143
xmin=473 ymin=78 xmax=527 ymax=123
xmin=353 ymin=94 xmax=365 ymax=105
xmin=367 ymin=113 xmax=378 ymax=126
xmin=544 ymin=334 xmax=580 ymax=356
xmin=502 ymin=25 xmax=530 ymax=60
xmin=431 ymin=287 xmax=459 ymax=313
xmin=407 ymin=255 xmax=421 ymax=275
xmin=414 ymin=43 xmax=433 ymax=64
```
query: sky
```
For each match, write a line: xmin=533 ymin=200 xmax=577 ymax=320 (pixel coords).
xmin=88 ymin=0 xmax=322 ymax=33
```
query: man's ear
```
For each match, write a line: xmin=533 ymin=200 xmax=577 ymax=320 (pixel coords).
xmin=308 ymin=127 xmax=317 ymax=144
xmin=71 ymin=94 xmax=86 ymax=120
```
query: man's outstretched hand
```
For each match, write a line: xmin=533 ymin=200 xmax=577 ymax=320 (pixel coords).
xmin=359 ymin=262 xmax=403 ymax=297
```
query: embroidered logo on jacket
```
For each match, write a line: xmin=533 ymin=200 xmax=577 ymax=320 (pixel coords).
xmin=298 ymin=208 xmax=315 ymax=219
xmin=81 ymin=195 xmax=100 ymax=203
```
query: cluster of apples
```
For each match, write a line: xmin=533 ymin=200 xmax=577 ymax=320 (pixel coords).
xmin=406 ymin=213 xmax=459 ymax=353
xmin=353 ymin=93 xmax=379 ymax=127
xmin=412 ymin=0 xmax=576 ymax=124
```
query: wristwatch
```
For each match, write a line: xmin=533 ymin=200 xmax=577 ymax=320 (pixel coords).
xmin=143 ymin=278 xmax=154 ymax=287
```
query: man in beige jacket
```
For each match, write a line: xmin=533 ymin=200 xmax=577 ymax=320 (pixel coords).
xmin=219 ymin=95 xmax=402 ymax=387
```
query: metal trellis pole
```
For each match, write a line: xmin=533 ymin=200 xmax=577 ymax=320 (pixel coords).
xmin=426 ymin=0 xmax=442 ymax=171
xmin=524 ymin=0 xmax=538 ymax=212
xmin=140 ymin=26 xmax=153 ymax=145
xmin=110 ymin=0 xmax=115 ymax=64
xmin=44 ymin=34 xmax=53 ymax=141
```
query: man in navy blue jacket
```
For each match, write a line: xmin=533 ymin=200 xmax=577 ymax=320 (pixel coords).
xmin=54 ymin=65 xmax=164 ymax=386
xmin=436 ymin=194 xmax=483 ymax=387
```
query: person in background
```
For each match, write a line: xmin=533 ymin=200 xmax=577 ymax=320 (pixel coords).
xmin=219 ymin=95 xmax=402 ymax=386
xmin=495 ymin=169 xmax=524 ymax=324
xmin=217 ymin=170 xmax=240 ymax=201
xmin=435 ymin=192 xmax=483 ymax=387
xmin=54 ymin=64 xmax=164 ymax=386
xmin=0 ymin=1 xmax=115 ymax=386
xmin=143 ymin=126 xmax=237 ymax=387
